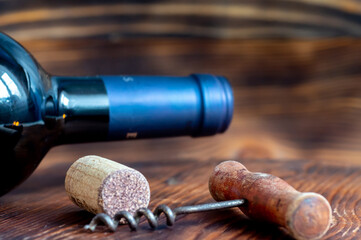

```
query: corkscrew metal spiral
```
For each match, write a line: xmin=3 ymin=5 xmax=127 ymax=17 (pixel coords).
xmin=84 ymin=199 xmax=245 ymax=232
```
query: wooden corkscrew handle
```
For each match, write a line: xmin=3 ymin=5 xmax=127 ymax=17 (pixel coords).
xmin=209 ymin=161 xmax=332 ymax=240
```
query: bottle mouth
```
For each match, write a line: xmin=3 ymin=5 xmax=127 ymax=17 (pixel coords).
xmin=192 ymin=74 xmax=234 ymax=136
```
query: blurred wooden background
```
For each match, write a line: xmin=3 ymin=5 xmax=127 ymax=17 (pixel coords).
xmin=2 ymin=0 xmax=361 ymax=39
xmin=0 ymin=1 xmax=360 ymax=239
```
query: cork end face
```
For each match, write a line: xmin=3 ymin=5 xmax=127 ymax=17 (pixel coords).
xmin=100 ymin=168 xmax=150 ymax=218
xmin=287 ymin=193 xmax=332 ymax=240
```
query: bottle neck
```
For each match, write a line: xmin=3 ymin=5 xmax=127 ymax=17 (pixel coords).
xmin=48 ymin=74 xmax=233 ymax=144
xmin=50 ymin=76 xmax=109 ymax=143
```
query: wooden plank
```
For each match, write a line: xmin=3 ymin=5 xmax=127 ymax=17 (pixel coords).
xmin=1 ymin=1 xmax=361 ymax=39
xmin=20 ymin=38 xmax=361 ymax=164
xmin=1 ymin=2 xmax=361 ymax=238
xmin=0 ymin=157 xmax=360 ymax=239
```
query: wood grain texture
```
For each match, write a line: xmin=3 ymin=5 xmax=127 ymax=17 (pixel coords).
xmin=0 ymin=36 xmax=359 ymax=239
xmin=21 ymin=38 xmax=361 ymax=164
xmin=1 ymin=1 xmax=361 ymax=239
xmin=1 ymin=0 xmax=361 ymax=40
xmin=0 ymin=158 xmax=360 ymax=239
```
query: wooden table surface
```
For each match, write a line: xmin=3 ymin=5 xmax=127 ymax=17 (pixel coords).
xmin=1 ymin=1 xmax=361 ymax=239
xmin=0 ymin=37 xmax=359 ymax=240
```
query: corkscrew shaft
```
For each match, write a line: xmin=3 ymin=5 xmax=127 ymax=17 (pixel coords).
xmin=84 ymin=199 xmax=245 ymax=232
xmin=173 ymin=199 xmax=245 ymax=214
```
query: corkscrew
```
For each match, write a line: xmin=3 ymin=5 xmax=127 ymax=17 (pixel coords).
xmin=84 ymin=160 xmax=333 ymax=240
xmin=84 ymin=199 xmax=245 ymax=232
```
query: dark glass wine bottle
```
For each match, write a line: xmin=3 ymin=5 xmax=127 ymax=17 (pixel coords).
xmin=0 ymin=32 xmax=233 ymax=196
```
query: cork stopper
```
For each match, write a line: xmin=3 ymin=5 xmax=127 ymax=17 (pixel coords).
xmin=65 ymin=155 xmax=150 ymax=218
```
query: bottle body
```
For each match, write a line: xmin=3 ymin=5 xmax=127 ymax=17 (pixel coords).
xmin=0 ymin=32 xmax=233 ymax=196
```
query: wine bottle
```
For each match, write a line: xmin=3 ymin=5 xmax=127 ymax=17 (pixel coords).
xmin=0 ymin=32 xmax=233 ymax=196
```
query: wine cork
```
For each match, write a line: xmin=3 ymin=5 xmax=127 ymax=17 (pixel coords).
xmin=65 ymin=155 xmax=150 ymax=218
